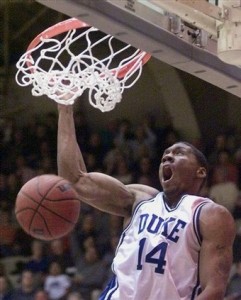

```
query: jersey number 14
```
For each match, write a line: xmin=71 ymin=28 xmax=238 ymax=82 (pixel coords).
xmin=137 ymin=238 xmax=167 ymax=274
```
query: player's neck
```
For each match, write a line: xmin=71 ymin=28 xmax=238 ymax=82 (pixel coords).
xmin=163 ymin=192 xmax=186 ymax=208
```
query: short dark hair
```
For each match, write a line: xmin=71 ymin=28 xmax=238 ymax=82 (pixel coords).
xmin=182 ymin=142 xmax=208 ymax=190
xmin=182 ymin=142 xmax=208 ymax=170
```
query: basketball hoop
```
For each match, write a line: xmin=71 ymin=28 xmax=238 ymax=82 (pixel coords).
xmin=15 ymin=18 xmax=151 ymax=112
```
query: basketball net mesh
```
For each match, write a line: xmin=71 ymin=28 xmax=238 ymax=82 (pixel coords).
xmin=15 ymin=20 xmax=151 ymax=112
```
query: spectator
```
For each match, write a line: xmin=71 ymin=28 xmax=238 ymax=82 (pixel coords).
xmin=11 ymin=269 xmax=37 ymax=300
xmin=84 ymin=153 xmax=102 ymax=172
xmin=86 ymin=132 xmax=105 ymax=170
xmin=5 ymin=129 xmax=29 ymax=166
xmin=36 ymin=140 xmax=55 ymax=168
xmin=48 ymin=239 xmax=74 ymax=273
xmin=24 ymin=240 xmax=49 ymax=283
xmin=72 ymin=244 xmax=107 ymax=300
xmin=12 ymin=227 xmax=32 ymax=257
xmin=0 ymin=274 xmax=13 ymax=300
xmin=22 ymin=122 xmax=47 ymax=166
xmin=71 ymin=209 xmax=112 ymax=258
xmin=0 ymin=263 xmax=6 ymax=276
xmin=0 ymin=210 xmax=17 ymax=257
xmin=102 ymin=234 xmax=120 ymax=286
xmin=15 ymin=155 xmax=36 ymax=185
xmin=108 ymin=215 xmax=123 ymax=237
xmin=114 ymin=118 xmax=134 ymax=149
xmin=44 ymin=261 xmax=71 ymax=300
xmin=134 ymin=156 xmax=160 ymax=189
xmin=103 ymin=142 xmax=131 ymax=176
xmin=34 ymin=289 xmax=49 ymax=300
xmin=112 ymin=157 xmax=134 ymax=185
xmin=129 ymin=124 xmax=157 ymax=162
xmin=158 ymin=126 xmax=180 ymax=157
xmin=100 ymin=118 xmax=119 ymax=153
xmin=211 ymin=150 xmax=239 ymax=186
xmin=92 ymin=209 xmax=112 ymax=255
xmin=1 ymin=118 xmax=16 ymax=145
xmin=209 ymin=168 xmax=239 ymax=214
xmin=66 ymin=291 xmax=84 ymax=300
xmin=36 ymin=156 xmax=56 ymax=176
xmin=74 ymin=213 xmax=98 ymax=253
xmin=207 ymin=133 xmax=228 ymax=165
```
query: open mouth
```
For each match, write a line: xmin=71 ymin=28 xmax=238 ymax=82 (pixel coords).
xmin=162 ymin=165 xmax=173 ymax=182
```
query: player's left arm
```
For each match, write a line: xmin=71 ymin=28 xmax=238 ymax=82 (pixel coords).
xmin=197 ymin=202 xmax=236 ymax=300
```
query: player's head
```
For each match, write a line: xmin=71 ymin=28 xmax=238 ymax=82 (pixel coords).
xmin=159 ymin=141 xmax=208 ymax=197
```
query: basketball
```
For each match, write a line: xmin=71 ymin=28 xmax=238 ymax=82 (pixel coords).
xmin=15 ymin=174 xmax=80 ymax=241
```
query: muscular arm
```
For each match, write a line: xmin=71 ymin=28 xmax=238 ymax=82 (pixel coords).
xmin=57 ymin=105 xmax=87 ymax=181
xmin=197 ymin=203 xmax=236 ymax=299
xmin=57 ymin=105 xmax=159 ymax=217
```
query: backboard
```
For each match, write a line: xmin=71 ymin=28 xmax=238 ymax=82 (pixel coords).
xmin=35 ymin=0 xmax=241 ymax=98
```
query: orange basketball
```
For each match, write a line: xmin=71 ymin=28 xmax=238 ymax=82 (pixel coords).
xmin=15 ymin=174 xmax=80 ymax=241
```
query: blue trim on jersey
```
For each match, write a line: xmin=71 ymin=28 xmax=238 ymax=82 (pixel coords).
xmin=193 ymin=202 xmax=209 ymax=245
xmin=118 ymin=231 xmax=126 ymax=248
xmin=191 ymin=253 xmax=201 ymax=299
xmin=191 ymin=283 xmax=202 ymax=300
xmin=99 ymin=275 xmax=118 ymax=300
xmin=191 ymin=201 xmax=210 ymax=298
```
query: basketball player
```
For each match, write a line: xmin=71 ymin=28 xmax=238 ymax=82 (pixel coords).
xmin=57 ymin=104 xmax=235 ymax=299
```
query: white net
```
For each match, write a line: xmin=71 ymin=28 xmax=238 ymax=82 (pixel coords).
xmin=16 ymin=22 xmax=150 ymax=112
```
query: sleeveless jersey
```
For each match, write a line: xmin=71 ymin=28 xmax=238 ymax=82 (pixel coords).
xmin=100 ymin=192 xmax=212 ymax=300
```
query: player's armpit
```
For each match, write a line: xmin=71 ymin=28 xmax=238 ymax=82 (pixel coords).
xmin=126 ymin=184 xmax=160 ymax=210
xmin=197 ymin=203 xmax=236 ymax=300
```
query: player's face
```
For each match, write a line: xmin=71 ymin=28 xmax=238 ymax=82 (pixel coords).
xmin=159 ymin=143 xmax=204 ymax=196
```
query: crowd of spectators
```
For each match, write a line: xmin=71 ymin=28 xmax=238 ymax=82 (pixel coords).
xmin=1 ymin=109 xmax=241 ymax=299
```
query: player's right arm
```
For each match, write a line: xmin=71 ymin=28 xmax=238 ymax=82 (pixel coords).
xmin=57 ymin=105 xmax=159 ymax=217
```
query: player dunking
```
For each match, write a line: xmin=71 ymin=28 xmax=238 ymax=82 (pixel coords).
xmin=57 ymin=104 xmax=235 ymax=300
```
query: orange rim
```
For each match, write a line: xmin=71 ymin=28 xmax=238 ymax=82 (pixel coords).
xmin=26 ymin=18 xmax=151 ymax=78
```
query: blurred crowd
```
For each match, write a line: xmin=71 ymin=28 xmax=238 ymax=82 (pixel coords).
xmin=1 ymin=110 xmax=241 ymax=299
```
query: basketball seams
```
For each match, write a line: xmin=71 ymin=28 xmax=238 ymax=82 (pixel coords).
xmin=15 ymin=174 xmax=81 ymax=241
xmin=16 ymin=189 xmax=80 ymax=206
xmin=19 ymin=189 xmax=80 ymax=203
xmin=38 ymin=178 xmax=80 ymax=201
xmin=28 ymin=176 xmax=65 ymax=234
xmin=16 ymin=190 xmax=79 ymax=224
xmin=37 ymin=177 xmax=65 ymax=198
xmin=39 ymin=197 xmax=80 ymax=201
xmin=17 ymin=207 xmax=53 ymax=238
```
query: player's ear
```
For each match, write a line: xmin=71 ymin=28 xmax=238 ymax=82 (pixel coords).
xmin=196 ymin=167 xmax=206 ymax=179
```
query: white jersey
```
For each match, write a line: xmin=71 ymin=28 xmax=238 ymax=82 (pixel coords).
xmin=100 ymin=192 xmax=212 ymax=300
